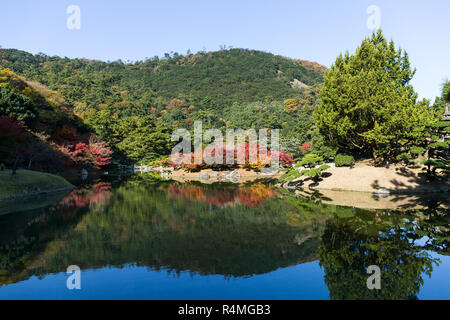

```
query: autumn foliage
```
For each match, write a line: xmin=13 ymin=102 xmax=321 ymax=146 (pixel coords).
xmin=164 ymin=183 xmax=275 ymax=208
xmin=301 ymin=142 xmax=312 ymax=152
xmin=171 ymin=142 xmax=293 ymax=172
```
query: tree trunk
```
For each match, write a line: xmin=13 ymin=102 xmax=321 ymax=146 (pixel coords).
xmin=12 ymin=156 xmax=19 ymax=175
xmin=372 ymin=146 xmax=380 ymax=164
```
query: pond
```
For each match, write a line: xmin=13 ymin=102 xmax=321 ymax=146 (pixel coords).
xmin=0 ymin=177 xmax=448 ymax=300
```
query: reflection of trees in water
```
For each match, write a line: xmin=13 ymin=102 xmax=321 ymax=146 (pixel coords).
xmin=0 ymin=182 xmax=112 ymax=286
xmin=0 ymin=179 xmax=448 ymax=297
xmin=57 ymin=182 xmax=112 ymax=211
xmin=0 ymin=180 xmax=326 ymax=285
xmin=318 ymin=209 xmax=448 ymax=300
xmin=162 ymin=183 xmax=275 ymax=208
xmin=41 ymin=182 xmax=323 ymax=277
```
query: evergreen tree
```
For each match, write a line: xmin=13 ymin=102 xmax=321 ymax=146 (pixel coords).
xmin=0 ymin=85 xmax=37 ymax=123
xmin=443 ymin=81 xmax=450 ymax=103
xmin=314 ymin=30 xmax=437 ymax=161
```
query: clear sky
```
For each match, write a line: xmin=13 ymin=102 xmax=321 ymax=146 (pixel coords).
xmin=1 ymin=0 xmax=448 ymax=101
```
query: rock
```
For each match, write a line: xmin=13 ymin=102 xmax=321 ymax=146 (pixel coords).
xmin=293 ymin=234 xmax=311 ymax=246
xmin=221 ymin=170 xmax=241 ymax=183
xmin=373 ymin=188 xmax=391 ymax=195
xmin=290 ymin=79 xmax=309 ymax=89
xmin=208 ymin=171 xmax=219 ymax=182
xmin=199 ymin=172 xmax=211 ymax=181
xmin=161 ymin=172 xmax=170 ymax=180
xmin=260 ymin=167 xmax=278 ymax=176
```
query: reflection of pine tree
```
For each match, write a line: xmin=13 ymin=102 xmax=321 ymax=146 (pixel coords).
xmin=318 ymin=213 xmax=440 ymax=300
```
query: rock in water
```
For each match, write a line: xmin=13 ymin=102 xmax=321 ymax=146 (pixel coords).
xmin=161 ymin=172 xmax=170 ymax=180
xmin=260 ymin=167 xmax=278 ymax=176
xmin=222 ymin=170 xmax=241 ymax=183
xmin=373 ymin=188 xmax=391 ymax=195
xmin=199 ymin=172 xmax=211 ymax=181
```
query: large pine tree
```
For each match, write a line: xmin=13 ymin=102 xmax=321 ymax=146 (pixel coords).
xmin=314 ymin=30 xmax=437 ymax=161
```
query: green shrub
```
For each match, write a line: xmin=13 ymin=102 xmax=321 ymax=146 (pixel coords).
xmin=296 ymin=153 xmax=323 ymax=168
xmin=335 ymin=154 xmax=355 ymax=167
xmin=396 ymin=152 xmax=411 ymax=162
xmin=278 ymin=169 xmax=302 ymax=183
xmin=301 ymin=164 xmax=330 ymax=181
xmin=409 ymin=146 xmax=426 ymax=155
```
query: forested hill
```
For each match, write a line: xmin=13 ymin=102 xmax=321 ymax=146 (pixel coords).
xmin=0 ymin=48 xmax=325 ymax=113
xmin=0 ymin=48 xmax=326 ymax=163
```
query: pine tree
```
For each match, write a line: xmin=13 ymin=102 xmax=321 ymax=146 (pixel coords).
xmin=314 ymin=30 xmax=437 ymax=161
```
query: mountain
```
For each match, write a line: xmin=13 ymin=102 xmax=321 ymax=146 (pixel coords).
xmin=0 ymin=47 xmax=326 ymax=163
xmin=0 ymin=48 xmax=325 ymax=114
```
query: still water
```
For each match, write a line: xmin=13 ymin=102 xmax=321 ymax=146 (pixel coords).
xmin=0 ymin=177 xmax=448 ymax=300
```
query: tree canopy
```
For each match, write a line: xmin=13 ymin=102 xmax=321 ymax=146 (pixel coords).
xmin=0 ymin=85 xmax=37 ymax=123
xmin=314 ymin=30 xmax=437 ymax=160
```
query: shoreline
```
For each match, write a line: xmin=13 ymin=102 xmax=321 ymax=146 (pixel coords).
xmin=0 ymin=170 xmax=75 ymax=203
xmin=0 ymin=186 xmax=75 ymax=203
xmin=281 ymin=162 xmax=449 ymax=195
xmin=168 ymin=165 xmax=449 ymax=194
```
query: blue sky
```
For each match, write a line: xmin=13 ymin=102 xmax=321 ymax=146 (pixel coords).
xmin=1 ymin=0 xmax=448 ymax=100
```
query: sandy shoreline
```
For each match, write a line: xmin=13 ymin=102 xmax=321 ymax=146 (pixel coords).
xmin=170 ymin=163 xmax=448 ymax=193
xmin=294 ymin=162 xmax=449 ymax=194
xmin=168 ymin=164 xmax=448 ymax=210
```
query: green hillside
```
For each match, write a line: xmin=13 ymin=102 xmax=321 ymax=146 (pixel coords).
xmin=0 ymin=67 xmax=112 ymax=176
xmin=0 ymin=48 xmax=325 ymax=112
xmin=0 ymin=48 xmax=326 ymax=161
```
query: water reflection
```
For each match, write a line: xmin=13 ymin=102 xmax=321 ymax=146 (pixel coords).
xmin=163 ymin=183 xmax=276 ymax=208
xmin=0 ymin=177 xmax=448 ymax=299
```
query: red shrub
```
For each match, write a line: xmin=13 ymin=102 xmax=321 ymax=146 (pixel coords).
xmin=301 ymin=142 xmax=312 ymax=152
xmin=88 ymin=139 xmax=112 ymax=166
xmin=73 ymin=142 xmax=88 ymax=156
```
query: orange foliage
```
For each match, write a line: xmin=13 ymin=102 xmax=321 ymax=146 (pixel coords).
xmin=164 ymin=184 xmax=275 ymax=208
xmin=166 ymin=98 xmax=187 ymax=110
xmin=284 ymin=98 xmax=299 ymax=114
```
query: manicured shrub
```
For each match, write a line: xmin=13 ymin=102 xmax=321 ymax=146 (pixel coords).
xmin=335 ymin=154 xmax=355 ymax=167
xmin=301 ymin=164 xmax=330 ymax=181
xmin=278 ymin=169 xmax=302 ymax=182
xmin=296 ymin=153 xmax=323 ymax=168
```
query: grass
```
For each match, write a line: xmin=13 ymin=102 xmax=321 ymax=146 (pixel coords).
xmin=0 ymin=169 xmax=74 ymax=200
